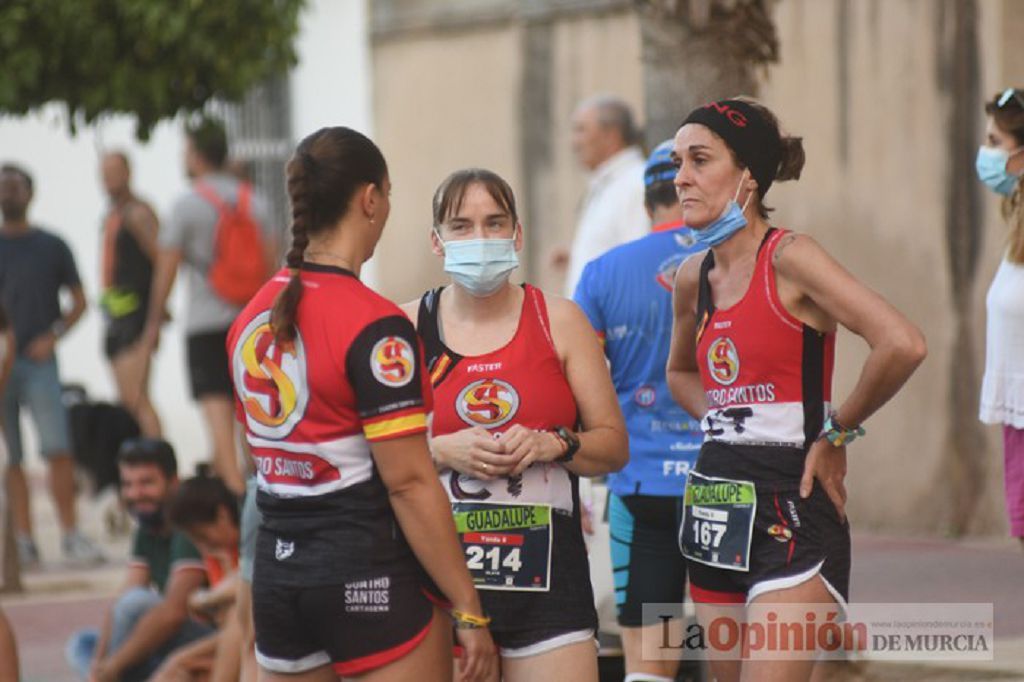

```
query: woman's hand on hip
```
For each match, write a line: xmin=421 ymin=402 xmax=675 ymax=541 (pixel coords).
xmin=800 ymin=439 xmax=848 ymax=522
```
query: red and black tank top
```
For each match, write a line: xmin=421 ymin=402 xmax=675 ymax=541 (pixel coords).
xmin=695 ymin=229 xmax=835 ymax=450
xmin=418 ymin=284 xmax=579 ymax=512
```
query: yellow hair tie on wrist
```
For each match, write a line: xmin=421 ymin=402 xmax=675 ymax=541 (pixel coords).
xmin=451 ymin=609 xmax=491 ymax=629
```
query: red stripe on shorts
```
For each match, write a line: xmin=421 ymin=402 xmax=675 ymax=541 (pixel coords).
xmin=332 ymin=618 xmax=432 ymax=676
xmin=690 ymin=584 xmax=746 ymax=604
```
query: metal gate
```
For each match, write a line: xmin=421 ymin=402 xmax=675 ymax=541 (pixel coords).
xmin=209 ymin=74 xmax=293 ymax=261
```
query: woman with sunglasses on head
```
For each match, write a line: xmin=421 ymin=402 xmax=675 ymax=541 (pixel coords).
xmin=665 ymin=98 xmax=926 ymax=681
xmin=978 ymin=87 xmax=1024 ymax=548
xmin=399 ymin=168 xmax=628 ymax=682
xmin=227 ymin=128 xmax=495 ymax=682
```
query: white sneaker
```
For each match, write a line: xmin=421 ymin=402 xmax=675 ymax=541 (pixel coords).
xmin=16 ymin=535 xmax=40 ymax=568
xmin=62 ymin=530 xmax=105 ymax=565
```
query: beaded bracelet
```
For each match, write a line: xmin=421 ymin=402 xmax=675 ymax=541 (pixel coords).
xmin=821 ymin=414 xmax=866 ymax=446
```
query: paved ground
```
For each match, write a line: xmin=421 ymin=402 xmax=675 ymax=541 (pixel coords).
xmin=3 ymin=474 xmax=1023 ymax=681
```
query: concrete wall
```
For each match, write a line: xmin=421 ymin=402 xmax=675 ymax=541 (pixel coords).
xmin=370 ymin=0 xmax=1022 ymax=534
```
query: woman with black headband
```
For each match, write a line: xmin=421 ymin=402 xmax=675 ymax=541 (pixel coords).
xmin=666 ymin=98 xmax=926 ymax=680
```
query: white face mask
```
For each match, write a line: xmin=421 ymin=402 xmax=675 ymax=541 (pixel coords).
xmin=434 ymin=228 xmax=520 ymax=297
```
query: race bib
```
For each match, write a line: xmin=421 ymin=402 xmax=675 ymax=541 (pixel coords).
xmin=452 ymin=502 xmax=552 ymax=592
xmin=679 ymin=471 xmax=756 ymax=572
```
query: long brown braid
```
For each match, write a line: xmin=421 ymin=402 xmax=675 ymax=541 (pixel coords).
xmin=269 ymin=128 xmax=388 ymax=344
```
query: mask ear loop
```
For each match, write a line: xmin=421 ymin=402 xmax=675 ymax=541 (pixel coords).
xmin=432 ymin=227 xmax=447 ymax=252
xmin=733 ymin=169 xmax=754 ymax=212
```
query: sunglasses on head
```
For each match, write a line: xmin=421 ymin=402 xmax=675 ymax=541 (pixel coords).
xmin=997 ymin=87 xmax=1024 ymax=110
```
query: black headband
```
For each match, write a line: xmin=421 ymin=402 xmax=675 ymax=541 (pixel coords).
xmin=681 ymin=99 xmax=782 ymax=197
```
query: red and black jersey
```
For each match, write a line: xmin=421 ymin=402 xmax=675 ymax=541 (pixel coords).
xmin=695 ymin=229 xmax=835 ymax=450
xmin=228 ymin=262 xmax=430 ymax=505
xmin=418 ymin=284 xmax=578 ymax=512
xmin=228 ymin=263 xmax=432 ymax=586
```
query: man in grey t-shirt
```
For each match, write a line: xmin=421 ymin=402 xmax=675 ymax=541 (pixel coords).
xmin=141 ymin=118 xmax=275 ymax=495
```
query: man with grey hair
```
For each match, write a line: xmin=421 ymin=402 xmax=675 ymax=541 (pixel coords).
xmin=556 ymin=94 xmax=650 ymax=296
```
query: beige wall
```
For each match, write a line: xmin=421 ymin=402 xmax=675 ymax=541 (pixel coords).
xmin=373 ymin=25 xmax=524 ymax=304
xmin=760 ymin=0 xmax=998 ymax=533
xmin=372 ymin=0 xmax=1021 ymax=534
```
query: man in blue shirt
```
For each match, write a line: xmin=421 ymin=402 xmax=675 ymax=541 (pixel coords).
xmin=0 ymin=163 xmax=103 ymax=567
xmin=574 ymin=141 xmax=704 ymax=682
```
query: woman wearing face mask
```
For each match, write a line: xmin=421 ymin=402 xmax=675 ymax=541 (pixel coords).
xmin=399 ymin=168 xmax=627 ymax=682
xmin=666 ymin=99 xmax=926 ymax=682
xmin=978 ymin=87 xmax=1024 ymax=547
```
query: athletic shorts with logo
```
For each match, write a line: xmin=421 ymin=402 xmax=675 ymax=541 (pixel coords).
xmin=685 ymin=442 xmax=850 ymax=607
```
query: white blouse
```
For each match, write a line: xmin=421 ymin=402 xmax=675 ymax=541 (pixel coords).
xmin=981 ymin=257 xmax=1024 ymax=428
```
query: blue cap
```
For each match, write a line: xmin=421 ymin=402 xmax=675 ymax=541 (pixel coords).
xmin=644 ymin=139 xmax=676 ymax=187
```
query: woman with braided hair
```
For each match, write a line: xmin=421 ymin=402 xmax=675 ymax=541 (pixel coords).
xmin=666 ymin=98 xmax=926 ymax=680
xmin=227 ymin=127 xmax=495 ymax=681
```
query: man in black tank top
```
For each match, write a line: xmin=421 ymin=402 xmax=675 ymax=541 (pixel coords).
xmin=100 ymin=152 xmax=162 ymax=438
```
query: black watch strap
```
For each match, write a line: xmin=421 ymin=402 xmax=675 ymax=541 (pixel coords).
xmin=553 ymin=425 xmax=580 ymax=463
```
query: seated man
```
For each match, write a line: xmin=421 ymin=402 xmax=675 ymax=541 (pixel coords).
xmin=152 ymin=474 xmax=243 ymax=682
xmin=66 ymin=439 xmax=212 ymax=682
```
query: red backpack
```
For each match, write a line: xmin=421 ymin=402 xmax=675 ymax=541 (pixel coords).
xmin=194 ymin=182 xmax=270 ymax=306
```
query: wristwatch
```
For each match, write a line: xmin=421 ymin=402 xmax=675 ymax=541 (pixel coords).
xmin=552 ymin=426 xmax=580 ymax=463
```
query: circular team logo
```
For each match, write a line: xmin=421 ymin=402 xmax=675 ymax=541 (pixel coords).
xmin=707 ymin=337 xmax=740 ymax=386
xmin=655 ymin=254 xmax=686 ymax=292
xmin=233 ymin=312 xmax=309 ymax=440
xmin=456 ymin=379 xmax=520 ymax=429
xmin=370 ymin=336 xmax=415 ymax=387
xmin=634 ymin=385 xmax=656 ymax=408
xmin=767 ymin=524 xmax=793 ymax=543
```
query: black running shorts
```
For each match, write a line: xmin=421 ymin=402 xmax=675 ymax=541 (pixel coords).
xmin=253 ymin=572 xmax=441 ymax=675
xmin=609 ymin=492 xmax=688 ymax=627
xmin=186 ymin=329 xmax=233 ymax=399
xmin=684 ymin=442 xmax=851 ymax=606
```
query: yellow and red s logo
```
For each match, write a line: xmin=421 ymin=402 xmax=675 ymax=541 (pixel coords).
xmin=371 ymin=336 xmax=415 ymax=387
xmin=234 ymin=312 xmax=308 ymax=439
xmin=707 ymin=337 xmax=740 ymax=386
xmin=456 ymin=379 xmax=520 ymax=428
xmin=767 ymin=524 xmax=793 ymax=542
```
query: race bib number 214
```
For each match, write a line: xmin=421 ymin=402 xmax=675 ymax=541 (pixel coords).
xmin=452 ymin=502 xmax=552 ymax=592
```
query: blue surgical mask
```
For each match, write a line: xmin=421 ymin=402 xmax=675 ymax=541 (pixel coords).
xmin=435 ymin=229 xmax=520 ymax=297
xmin=976 ymin=146 xmax=1023 ymax=196
xmin=692 ymin=172 xmax=753 ymax=248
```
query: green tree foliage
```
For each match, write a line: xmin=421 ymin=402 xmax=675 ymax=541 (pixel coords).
xmin=0 ymin=0 xmax=303 ymax=139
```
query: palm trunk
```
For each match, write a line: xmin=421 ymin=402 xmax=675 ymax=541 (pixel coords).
xmin=638 ymin=12 xmax=759 ymax=146
xmin=940 ymin=0 xmax=987 ymax=536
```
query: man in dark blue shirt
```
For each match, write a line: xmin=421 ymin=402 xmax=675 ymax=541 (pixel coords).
xmin=0 ymin=163 xmax=102 ymax=566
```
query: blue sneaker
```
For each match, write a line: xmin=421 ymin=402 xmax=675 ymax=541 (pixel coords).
xmin=65 ymin=629 xmax=98 ymax=679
